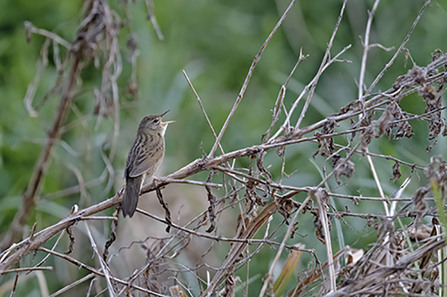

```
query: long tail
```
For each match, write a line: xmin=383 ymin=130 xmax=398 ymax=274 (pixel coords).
xmin=122 ymin=175 xmax=143 ymax=217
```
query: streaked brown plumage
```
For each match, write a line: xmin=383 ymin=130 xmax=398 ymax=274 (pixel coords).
xmin=122 ymin=111 xmax=173 ymax=217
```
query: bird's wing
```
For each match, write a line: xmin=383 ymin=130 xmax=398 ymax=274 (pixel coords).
xmin=125 ymin=133 xmax=165 ymax=178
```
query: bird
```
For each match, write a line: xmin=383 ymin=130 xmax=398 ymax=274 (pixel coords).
xmin=122 ymin=111 xmax=173 ymax=217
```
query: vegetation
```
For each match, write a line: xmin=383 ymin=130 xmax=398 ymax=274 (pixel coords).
xmin=0 ymin=0 xmax=447 ymax=296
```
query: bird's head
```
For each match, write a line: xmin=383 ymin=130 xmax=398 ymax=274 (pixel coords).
xmin=138 ymin=110 xmax=174 ymax=136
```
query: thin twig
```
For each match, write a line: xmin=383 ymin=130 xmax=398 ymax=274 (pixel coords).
xmin=258 ymin=192 xmax=313 ymax=297
xmin=2 ymin=267 xmax=53 ymax=274
xmin=48 ymin=273 xmax=95 ymax=297
xmin=161 ymin=177 xmax=222 ymax=188
xmin=208 ymin=0 xmax=297 ymax=157
xmin=315 ymin=189 xmax=336 ymax=293
xmin=182 ymin=69 xmax=225 ymax=156
xmin=295 ymin=0 xmax=348 ymax=129
xmin=263 ymin=49 xmax=308 ymax=141
xmin=358 ymin=0 xmax=390 ymax=217
xmin=84 ymin=221 xmax=116 ymax=297
xmin=24 ymin=22 xmax=71 ymax=48
xmin=37 ymin=247 xmax=168 ymax=296
xmin=359 ymin=0 xmax=381 ymax=106
xmin=365 ymin=0 xmax=431 ymax=96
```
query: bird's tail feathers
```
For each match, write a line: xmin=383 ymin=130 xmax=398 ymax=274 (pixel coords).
xmin=122 ymin=175 xmax=143 ymax=217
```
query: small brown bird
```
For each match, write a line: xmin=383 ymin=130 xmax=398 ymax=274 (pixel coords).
xmin=122 ymin=111 xmax=173 ymax=217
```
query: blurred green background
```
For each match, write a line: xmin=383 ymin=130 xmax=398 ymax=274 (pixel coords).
xmin=1 ymin=0 xmax=446 ymax=295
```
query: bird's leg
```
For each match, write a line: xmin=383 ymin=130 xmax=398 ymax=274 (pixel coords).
xmin=118 ymin=184 xmax=125 ymax=195
xmin=140 ymin=173 xmax=147 ymax=190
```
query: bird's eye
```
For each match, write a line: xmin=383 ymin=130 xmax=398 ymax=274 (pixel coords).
xmin=153 ymin=119 xmax=160 ymax=124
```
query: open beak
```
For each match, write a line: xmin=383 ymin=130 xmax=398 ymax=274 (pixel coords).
xmin=160 ymin=110 xmax=175 ymax=124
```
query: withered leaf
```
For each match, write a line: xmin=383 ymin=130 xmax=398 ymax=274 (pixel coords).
xmin=361 ymin=126 xmax=375 ymax=154
xmin=314 ymin=216 xmax=325 ymax=244
xmin=334 ymin=157 xmax=355 ymax=184
xmin=390 ymin=161 xmax=401 ymax=182
xmin=313 ymin=117 xmax=337 ymax=158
